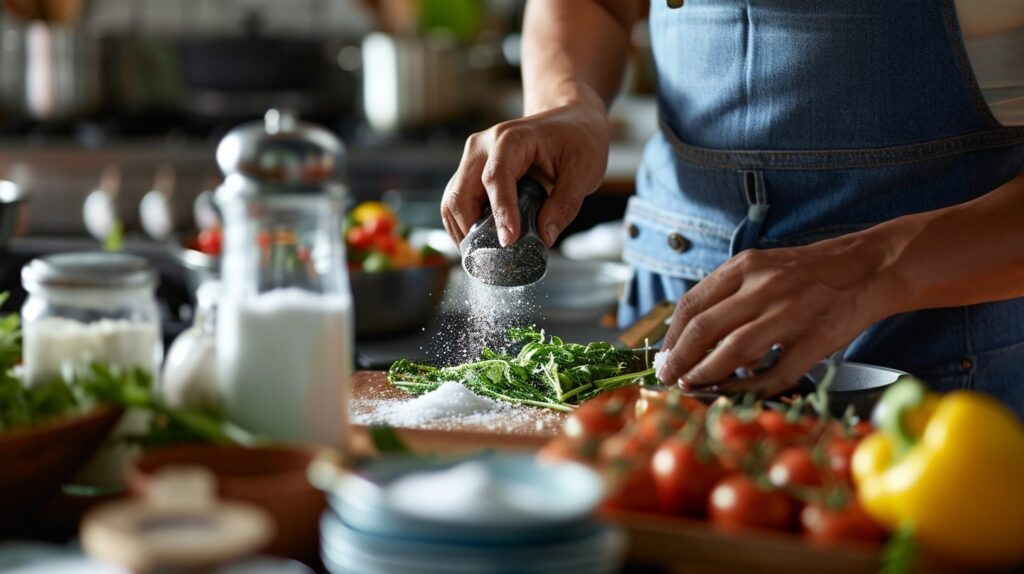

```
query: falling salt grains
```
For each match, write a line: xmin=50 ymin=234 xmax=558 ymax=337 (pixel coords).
xmin=428 ymin=273 xmax=541 ymax=366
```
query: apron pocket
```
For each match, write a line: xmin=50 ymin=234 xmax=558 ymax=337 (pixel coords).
xmin=623 ymin=196 xmax=732 ymax=281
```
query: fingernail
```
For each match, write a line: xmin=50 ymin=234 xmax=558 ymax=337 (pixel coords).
xmin=499 ymin=224 xmax=515 ymax=247
xmin=656 ymin=365 xmax=668 ymax=383
xmin=681 ymin=371 xmax=705 ymax=386
xmin=545 ymin=223 xmax=559 ymax=246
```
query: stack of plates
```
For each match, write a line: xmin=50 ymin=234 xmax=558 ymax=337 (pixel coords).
xmin=319 ymin=454 xmax=626 ymax=574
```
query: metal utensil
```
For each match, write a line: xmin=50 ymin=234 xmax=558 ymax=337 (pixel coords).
xmin=82 ymin=165 xmax=121 ymax=243
xmin=0 ymin=179 xmax=27 ymax=251
xmin=139 ymin=164 xmax=177 ymax=241
xmin=460 ymin=175 xmax=548 ymax=287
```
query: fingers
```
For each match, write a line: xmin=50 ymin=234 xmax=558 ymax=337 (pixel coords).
xmin=442 ymin=126 xmax=535 ymax=248
xmin=660 ymin=267 xmax=744 ymax=358
xmin=679 ymin=311 xmax=795 ymax=386
xmin=481 ymin=129 xmax=532 ymax=246
xmin=441 ymin=134 xmax=488 ymax=246
xmin=697 ymin=344 xmax=812 ymax=398
xmin=536 ymin=178 xmax=586 ymax=247
xmin=657 ymin=291 xmax=761 ymax=385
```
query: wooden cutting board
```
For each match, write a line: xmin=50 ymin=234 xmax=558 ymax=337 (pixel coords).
xmin=348 ymin=371 xmax=564 ymax=455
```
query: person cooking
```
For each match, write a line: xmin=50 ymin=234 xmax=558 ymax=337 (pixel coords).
xmin=441 ymin=0 xmax=1024 ymax=416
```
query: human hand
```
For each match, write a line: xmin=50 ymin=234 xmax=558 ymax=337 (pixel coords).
xmin=441 ymin=93 xmax=609 ymax=248
xmin=655 ymin=234 xmax=900 ymax=397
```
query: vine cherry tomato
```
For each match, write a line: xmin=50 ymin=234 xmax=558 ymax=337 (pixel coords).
xmin=363 ymin=215 xmax=396 ymax=237
xmin=710 ymin=411 xmax=764 ymax=455
xmin=800 ymin=500 xmax=885 ymax=547
xmin=565 ymin=397 xmax=629 ymax=439
xmin=650 ymin=436 xmax=725 ymax=518
xmin=635 ymin=409 xmax=687 ymax=444
xmin=598 ymin=428 xmax=656 ymax=463
xmin=373 ymin=233 xmax=397 ymax=254
xmin=851 ymin=420 xmax=874 ymax=440
xmin=826 ymin=437 xmax=858 ymax=485
xmin=346 ymin=227 xmax=374 ymax=250
xmin=768 ymin=446 xmax=823 ymax=489
xmin=708 ymin=474 xmax=797 ymax=533
xmin=196 ymin=228 xmax=222 ymax=256
xmin=757 ymin=410 xmax=808 ymax=447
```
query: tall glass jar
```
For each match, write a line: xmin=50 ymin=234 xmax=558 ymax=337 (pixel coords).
xmin=214 ymin=109 xmax=352 ymax=446
xmin=21 ymin=252 xmax=162 ymax=388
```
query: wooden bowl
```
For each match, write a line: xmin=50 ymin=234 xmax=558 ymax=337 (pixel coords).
xmin=0 ymin=407 xmax=123 ymax=534
xmin=126 ymin=444 xmax=326 ymax=566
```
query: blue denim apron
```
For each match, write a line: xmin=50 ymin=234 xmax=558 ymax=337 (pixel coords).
xmin=621 ymin=0 xmax=1024 ymax=414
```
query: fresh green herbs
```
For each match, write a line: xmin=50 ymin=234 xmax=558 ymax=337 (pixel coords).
xmin=387 ymin=327 xmax=657 ymax=411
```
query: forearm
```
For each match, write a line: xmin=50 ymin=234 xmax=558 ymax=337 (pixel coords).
xmin=521 ymin=0 xmax=638 ymax=116
xmin=869 ymin=174 xmax=1024 ymax=314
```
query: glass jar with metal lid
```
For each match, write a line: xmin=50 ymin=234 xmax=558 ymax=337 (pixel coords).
xmin=214 ymin=108 xmax=352 ymax=446
xmin=20 ymin=252 xmax=162 ymax=388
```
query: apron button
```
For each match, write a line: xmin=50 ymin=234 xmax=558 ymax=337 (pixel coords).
xmin=667 ymin=0 xmax=684 ymax=7
xmin=961 ymin=358 xmax=973 ymax=371
xmin=626 ymin=222 xmax=640 ymax=239
xmin=667 ymin=232 xmax=689 ymax=252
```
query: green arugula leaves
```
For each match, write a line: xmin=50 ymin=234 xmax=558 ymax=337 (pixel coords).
xmin=387 ymin=327 xmax=657 ymax=411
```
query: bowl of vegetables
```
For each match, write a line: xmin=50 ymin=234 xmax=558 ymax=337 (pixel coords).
xmin=344 ymin=201 xmax=456 ymax=338
xmin=172 ymin=201 xmax=457 ymax=338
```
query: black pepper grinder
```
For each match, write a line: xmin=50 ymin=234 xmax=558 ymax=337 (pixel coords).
xmin=460 ymin=175 xmax=549 ymax=287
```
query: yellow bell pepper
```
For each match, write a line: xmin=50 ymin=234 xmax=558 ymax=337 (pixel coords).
xmin=853 ymin=377 xmax=1024 ymax=566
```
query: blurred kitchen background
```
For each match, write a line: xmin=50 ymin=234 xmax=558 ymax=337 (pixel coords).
xmin=0 ymin=0 xmax=658 ymax=365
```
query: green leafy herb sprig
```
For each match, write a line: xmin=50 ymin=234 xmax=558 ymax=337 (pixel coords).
xmin=387 ymin=327 xmax=657 ymax=412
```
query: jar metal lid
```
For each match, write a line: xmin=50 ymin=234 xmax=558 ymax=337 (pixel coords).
xmin=22 ymin=252 xmax=158 ymax=290
xmin=216 ymin=108 xmax=343 ymax=182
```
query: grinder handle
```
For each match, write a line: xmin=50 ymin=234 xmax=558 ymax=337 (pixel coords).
xmin=516 ymin=175 xmax=548 ymax=244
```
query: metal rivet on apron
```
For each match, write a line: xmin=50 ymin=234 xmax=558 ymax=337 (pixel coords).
xmin=961 ymin=358 xmax=973 ymax=371
xmin=667 ymin=232 xmax=689 ymax=252
xmin=626 ymin=222 xmax=640 ymax=239
xmin=667 ymin=0 xmax=684 ymax=7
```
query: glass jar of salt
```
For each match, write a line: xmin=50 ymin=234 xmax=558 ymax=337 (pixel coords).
xmin=214 ymin=108 xmax=352 ymax=446
xmin=21 ymin=252 xmax=162 ymax=387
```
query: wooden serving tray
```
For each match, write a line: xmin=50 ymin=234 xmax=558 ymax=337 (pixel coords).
xmin=604 ymin=509 xmax=879 ymax=574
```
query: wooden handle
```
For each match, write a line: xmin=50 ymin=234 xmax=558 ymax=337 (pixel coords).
xmin=617 ymin=300 xmax=675 ymax=349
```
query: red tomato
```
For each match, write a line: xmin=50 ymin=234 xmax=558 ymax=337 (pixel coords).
xmin=826 ymin=437 xmax=858 ymax=484
xmin=851 ymin=420 xmax=874 ymax=440
xmin=346 ymin=227 xmax=374 ymax=250
xmin=650 ymin=436 xmax=725 ymax=518
xmin=768 ymin=446 xmax=823 ymax=489
xmin=639 ymin=390 xmax=708 ymax=420
xmin=258 ymin=230 xmax=272 ymax=251
xmin=597 ymin=430 xmax=655 ymax=463
xmin=363 ymin=215 xmax=396 ymax=237
xmin=800 ymin=500 xmax=886 ymax=547
xmin=710 ymin=412 xmax=763 ymax=454
xmin=602 ymin=456 xmax=659 ymax=513
xmin=565 ymin=399 xmax=628 ymax=439
xmin=757 ymin=410 xmax=808 ymax=447
xmin=708 ymin=474 xmax=797 ymax=533
xmin=373 ymin=233 xmax=397 ymax=254
xmin=634 ymin=410 xmax=687 ymax=445
xmin=196 ymin=228 xmax=222 ymax=256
